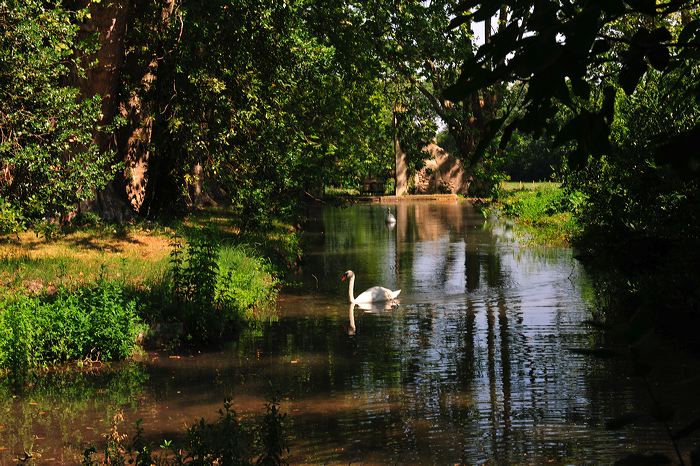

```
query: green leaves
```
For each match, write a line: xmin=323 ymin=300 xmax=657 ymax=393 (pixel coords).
xmin=619 ymin=27 xmax=671 ymax=94
xmin=0 ymin=0 xmax=116 ymax=228
xmin=0 ymin=282 xmax=144 ymax=375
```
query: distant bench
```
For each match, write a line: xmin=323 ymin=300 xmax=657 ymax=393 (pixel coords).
xmin=361 ymin=178 xmax=385 ymax=196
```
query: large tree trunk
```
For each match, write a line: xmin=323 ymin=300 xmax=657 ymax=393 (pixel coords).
xmin=394 ymin=110 xmax=409 ymax=196
xmin=78 ymin=0 xmax=133 ymax=222
xmin=78 ymin=0 xmax=178 ymax=221
xmin=121 ymin=0 xmax=177 ymax=217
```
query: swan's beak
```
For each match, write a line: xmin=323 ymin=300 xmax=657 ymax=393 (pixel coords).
xmin=341 ymin=274 xmax=347 ymax=281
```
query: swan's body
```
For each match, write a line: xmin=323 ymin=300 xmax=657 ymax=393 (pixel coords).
xmin=341 ymin=270 xmax=400 ymax=304
xmin=385 ymin=207 xmax=396 ymax=224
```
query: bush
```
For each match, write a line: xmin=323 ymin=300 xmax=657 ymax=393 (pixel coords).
xmin=0 ymin=281 xmax=145 ymax=379
xmin=0 ymin=198 xmax=25 ymax=234
xmin=167 ymin=233 xmax=279 ymax=344
xmin=216 ymin=245 xmax=279 ymax=323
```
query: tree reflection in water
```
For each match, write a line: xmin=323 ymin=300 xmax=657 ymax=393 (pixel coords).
xmin=2 ymin=202 xmax=698 ymax=464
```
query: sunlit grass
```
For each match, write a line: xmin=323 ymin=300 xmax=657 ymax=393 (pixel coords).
xmin=182 ymin=208 xmax=301 ymax=273
xmin=0 ymin=229 xmax=173 ymax=294
xmin=0 ymin=208 xmax=300 ymax=296
xmin=501 ymin=181 xmax=560 ymax=192
xmin=491 ymin=184 xmax=581 ymax=246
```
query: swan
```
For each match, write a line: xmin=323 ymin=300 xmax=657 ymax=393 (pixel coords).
xmin=385 ymin=207 xmax=396 ymax=224
xmin=341 ymin=270 xmax=400 ymax=304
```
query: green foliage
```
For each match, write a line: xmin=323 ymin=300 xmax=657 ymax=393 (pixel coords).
xmin=0 ymin=197 xmax=24 ymax=234
xmin=494 ymin=185 xmax=583 ymax=244
xmin=448 ymin=0 xmax=700 ymax=169
xmin=167 ymin=232 xmax=279 ymax=344
xmin=216 ymin=245 xmax=279 ymax=323
xmin=501 ymin=130 xmax=564 ymax=181
xmin=569 ymin=70 xmax=700 ymax=243
xmin=256 ymin=397 xmax=289 ymax=466
xmin=183 ymin=399 xmax=252 ymax=464
xmin=0 ymin=0 xmax=117 ymax=227
xmin=122 ymin=0 xmax=397 ymax=224
xmin=365 ymin=0 xmax=502 ymax=189
xmin=0 ymin=281 xmax=145 ymax=380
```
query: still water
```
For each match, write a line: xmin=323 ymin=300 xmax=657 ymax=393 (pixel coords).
xmin=1 ymin=201 xmax=699 ymax=464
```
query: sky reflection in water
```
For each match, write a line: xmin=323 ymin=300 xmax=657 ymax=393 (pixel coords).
xmin=1 ymin=201 xmax=698 ymax=464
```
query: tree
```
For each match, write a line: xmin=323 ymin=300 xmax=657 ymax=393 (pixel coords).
xmin=358 ymin=0 xmax=510 ymax=193
xmin=446 ymin=0 xmax=700 ymax=172
xmin=0 ymin=0 xmax=115 ymax=233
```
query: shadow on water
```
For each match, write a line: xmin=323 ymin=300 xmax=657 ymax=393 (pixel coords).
xmin=1 ymin=201 xmax=699 ymax=464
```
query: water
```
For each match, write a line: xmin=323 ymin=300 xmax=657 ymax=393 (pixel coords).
xmin=1 ymin=201 xmax=699 ymax=464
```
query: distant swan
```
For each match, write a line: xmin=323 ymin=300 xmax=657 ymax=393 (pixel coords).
xmin=385 ymin=207 xmax=396 ymax=224
xmin=341 ymin=270 xmax=400 ymax=304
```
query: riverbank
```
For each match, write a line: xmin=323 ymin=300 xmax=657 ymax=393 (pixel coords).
xmin=0 ymin=210 xmax=301 ymax=378
xmin=479 ymin=182 xmax=582 ymax=246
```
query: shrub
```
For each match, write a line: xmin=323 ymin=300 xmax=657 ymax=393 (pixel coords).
xmin=82 ymin=399 xmax=288 ymax=465
xmin=0 ymin=198 xmax=25 ymax=234
xmin=167 ymin=234 xmax=279 ymax=344
xmin=216 ymin=245 xmax=279 ymax=323
xmin=0 ymin=281 xmax=145 ymax=378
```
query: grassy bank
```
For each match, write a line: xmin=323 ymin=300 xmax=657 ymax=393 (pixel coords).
xmin=486 ymin=182 xmax=582 ymax=246
xmin=0 ymin=210 xmax=300 ymax=377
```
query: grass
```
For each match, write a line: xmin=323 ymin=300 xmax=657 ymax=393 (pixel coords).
xmin=0 ymin=209 xmax=300 ymax=296
xmin=500 ymin=180 xmax=561 ymax=192
xmin=0 ymin=227 xmax=173 ymax=295
xmin=0 ymin=209 xmax=301 ymax=369
xmin=489 ymin=182 xmax=582 ymax=246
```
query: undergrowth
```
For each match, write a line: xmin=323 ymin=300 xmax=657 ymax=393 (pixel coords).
xmin=489 ymin=185 xmax=584 ymax=245
xmin=0 ymin=280 xmax=146 ymax=382
xmin=153 ymin=230 xmax=279 ymax=345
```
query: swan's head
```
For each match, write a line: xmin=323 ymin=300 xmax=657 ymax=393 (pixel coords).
xmin=341 ymin=270 xmax=354 ymax=281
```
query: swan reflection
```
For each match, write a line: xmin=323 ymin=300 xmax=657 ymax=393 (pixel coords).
xmin=347 ymin=303 xmax=356 ymax=336
xmin=346 ymin=300 xmax=398 ymax=336
xmin=354 ymin=300 xmax=398 ymax=312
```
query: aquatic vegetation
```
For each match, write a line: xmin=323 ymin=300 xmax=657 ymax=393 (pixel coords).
xmin=82 ymin=398 xmax=288 ymax=465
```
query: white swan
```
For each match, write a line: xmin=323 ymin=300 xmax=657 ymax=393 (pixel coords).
xmin=341 ymin=270 xmax=400 ymax=304
xmin=385 ymin=207 xmax=396 ymax=224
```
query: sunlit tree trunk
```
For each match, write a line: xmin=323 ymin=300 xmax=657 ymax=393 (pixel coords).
xmin=77 ymin=0 xmax=133 ymax=222
xmin=394 ymin=109 xmax=409 ymax=196
xmin=120 ymin=0 xmax=177 ymax=217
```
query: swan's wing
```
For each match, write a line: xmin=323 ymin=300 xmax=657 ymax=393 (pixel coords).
xmin=354 ymin=286 xmax=395 ymax=303
xmin=390 ymin=289 xmax=401 ymax=299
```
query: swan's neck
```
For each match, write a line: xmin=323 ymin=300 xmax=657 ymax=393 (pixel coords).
xmin=347 ymin=274 xmax=356 ymax=303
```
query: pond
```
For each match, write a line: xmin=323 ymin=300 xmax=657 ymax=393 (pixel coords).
xmin=1 ymin=201 xmax=698 ymax=464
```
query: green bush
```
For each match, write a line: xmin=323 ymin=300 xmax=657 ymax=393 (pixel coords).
xmin=216 ymin=245 xmax=279 ymax=323
xmin=0 ymin=198 xmax=25 ymax=234
xmin=0 ymin=281 xmax=145 ymax=378
xmin=167 ymin=234 xmax=279 ymax=344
